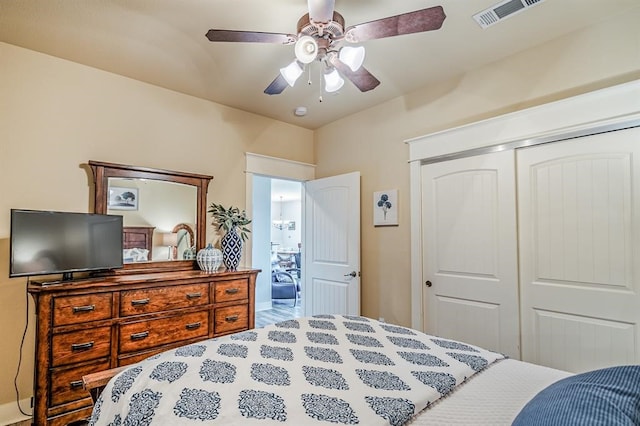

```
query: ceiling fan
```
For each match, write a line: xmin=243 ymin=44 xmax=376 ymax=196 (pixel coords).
xmin=205 ymin=0 xmax=446 ymax=95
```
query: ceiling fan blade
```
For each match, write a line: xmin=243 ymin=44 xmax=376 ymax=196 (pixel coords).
xmin=329 ymin=56 xmax=380 ymax=92
xmin=344 ymin=5 xmax=446 ymax=43
xmin=206 ymin=29 xmax=295 ymax=44
xmin=307 ymin=0 xmax=335 ymax=23
xmin=264 ymin=74 xmax=289 ymax=95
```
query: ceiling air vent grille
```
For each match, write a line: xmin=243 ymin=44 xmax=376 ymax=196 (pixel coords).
xmin=473 ymin=0 xmax=545 ymax=29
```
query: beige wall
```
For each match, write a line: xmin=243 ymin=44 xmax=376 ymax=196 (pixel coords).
xmin=314 ymin=8 xmax=640 ymax=327
xmin=0 ymin=42 xmax=313 ymax=417
xmin=1 ymin=5 xmax=640 ymax=420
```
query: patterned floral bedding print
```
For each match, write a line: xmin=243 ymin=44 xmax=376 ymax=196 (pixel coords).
xmin=89 ymin=316 xmax=505 ymax=425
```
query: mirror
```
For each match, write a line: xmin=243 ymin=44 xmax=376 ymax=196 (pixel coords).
xmin=89 ymin=160 xmax=212 ymax=273
xmin=172 ymin=223 xmax=195 ymax=260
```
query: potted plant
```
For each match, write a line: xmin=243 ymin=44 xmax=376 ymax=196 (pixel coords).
xmin=208 ymin=203 xmax=251 ymax=270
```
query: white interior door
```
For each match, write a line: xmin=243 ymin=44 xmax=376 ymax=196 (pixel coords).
xmin=422 ymin=150 xmax=520 ymax=358
xmin=304 ymin=172 xmax=360 ymax=316
xmin=518 ymin=128 xmax=640 ymax=373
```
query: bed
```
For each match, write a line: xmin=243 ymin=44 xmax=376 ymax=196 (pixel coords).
xmin=122 ymin=226 xmax=155 ymax=262
xmin=87 ymin=316 xmax=639 ymax=425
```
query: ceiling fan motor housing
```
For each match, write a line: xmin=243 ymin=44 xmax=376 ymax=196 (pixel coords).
xmin=297 ymin=12 xmax=345 ymax=40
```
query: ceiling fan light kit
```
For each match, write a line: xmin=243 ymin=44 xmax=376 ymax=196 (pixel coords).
xmin=205 ymin=1 xmax=446 ymax=96
xmin=323 ymin=68 xmax=344 ymax=93
xmin=280 ymin=60 xmax=304 ymax=87
xmin=294 ymin=35 xmax=319 ymax=64
xmin=338 ymin=45 xmax=365 ymax=72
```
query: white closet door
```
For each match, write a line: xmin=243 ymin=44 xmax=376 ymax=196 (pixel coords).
xmin=422 ymin=150 xmax=520 ymax=358
xmin=518 ymin=127 xmax=640 ymax=373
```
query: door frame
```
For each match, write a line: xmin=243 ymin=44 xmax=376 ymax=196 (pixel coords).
xmin=245 ymin=153 xmax=316 ymax=312
xmin=406 ymin=80 xmax=640 ymax=330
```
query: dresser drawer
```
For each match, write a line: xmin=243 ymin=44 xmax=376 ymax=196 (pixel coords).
xmin=214 ymin=304 xmax=248 ymax=334
xmin=120 ymin=283 xmax=209 ymax=316
xmin=213 ymin=279 xmax=248 ymax=303
xmin=50 ymin=360 xmax=110 ymax=407
xmin=53 ymin=293 xmax=112 ymax=327
xmin=51 ymin=326 xmax=111 ymax=367
xmin=119 ymin=310 xmax=210 ymax=353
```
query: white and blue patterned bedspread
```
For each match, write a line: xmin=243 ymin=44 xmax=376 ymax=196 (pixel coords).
xmin=90 ymin=315 xmax=505 ymax=425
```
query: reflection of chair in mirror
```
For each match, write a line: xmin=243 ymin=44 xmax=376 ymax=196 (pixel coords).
xmin=271 ymin=270 xmax=300 ymax=307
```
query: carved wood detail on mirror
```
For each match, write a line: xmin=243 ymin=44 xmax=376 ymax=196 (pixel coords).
xmin=89 ymin=160 xmax=213 ymax=274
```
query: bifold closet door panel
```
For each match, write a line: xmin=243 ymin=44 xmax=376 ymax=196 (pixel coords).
xmin=518 ymin=127 xmax=640 ymax=373
xmin=421 ymin=150 xmax=520 ymax=359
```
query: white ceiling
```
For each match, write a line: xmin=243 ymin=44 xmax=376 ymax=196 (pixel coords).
xmin=272 ymin=179 xmax=302 ymax=202
xmin=1 ymin=0 xmax=637 ymax=130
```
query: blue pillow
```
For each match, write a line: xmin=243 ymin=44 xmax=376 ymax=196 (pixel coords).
xmin=512 ymin=365 xmax=640 ymax=425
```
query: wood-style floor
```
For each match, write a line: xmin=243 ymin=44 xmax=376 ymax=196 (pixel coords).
xmin=255 ymin=300 xmax=303 ymax=328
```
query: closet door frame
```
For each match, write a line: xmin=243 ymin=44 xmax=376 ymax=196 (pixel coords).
xmin=407 ymin=80 xmax=640 ymax=330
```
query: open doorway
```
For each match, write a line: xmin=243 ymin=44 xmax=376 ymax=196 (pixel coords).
xmin=253 ymin=176 xmax=304 ymax=327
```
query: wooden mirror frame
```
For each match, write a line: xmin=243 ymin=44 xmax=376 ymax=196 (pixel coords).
xmin=89 ymin=160 xmax=213 ymax=274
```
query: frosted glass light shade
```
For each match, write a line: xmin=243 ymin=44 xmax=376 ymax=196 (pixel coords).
xmin=295 ymin=35 xmax=318 ymax=64
xmin=324 ymin=68 xmax=344 ymax=93
xmin=280 ymin=61 xmax=303 ymax=87
xmin=339 ymin=46 xmax=365 ymax=72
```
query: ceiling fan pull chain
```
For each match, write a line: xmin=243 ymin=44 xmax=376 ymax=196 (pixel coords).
xmin=307 ymin=65 xmax=312 ymax=85
xmin=318 ymin=66 xmax=323 ymax=103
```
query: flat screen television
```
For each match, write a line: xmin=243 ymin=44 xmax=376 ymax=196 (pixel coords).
xmin=9 ymin=209 xmax=123 ymax=280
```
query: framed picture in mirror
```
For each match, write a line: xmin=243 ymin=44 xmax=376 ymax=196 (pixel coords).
xmin=108 ymin=186 xmax=139 ymax=210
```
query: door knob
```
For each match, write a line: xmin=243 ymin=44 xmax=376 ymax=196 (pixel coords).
xmin=425 ymin=280 xmax=432 ymax=287
xmin=344 ymin=271 xmax=357 ymax=278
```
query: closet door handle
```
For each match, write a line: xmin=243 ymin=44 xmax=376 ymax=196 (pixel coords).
xmin=425 ymin=280 xmax=433 ymax=288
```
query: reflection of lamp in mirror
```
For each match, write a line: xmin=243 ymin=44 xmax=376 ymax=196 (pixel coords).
xmin=161 ymin=232 xmax=179 ymax=260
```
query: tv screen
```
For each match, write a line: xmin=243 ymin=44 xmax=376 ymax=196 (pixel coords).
xmin=10 ymin=209 xmax=123 ymax=280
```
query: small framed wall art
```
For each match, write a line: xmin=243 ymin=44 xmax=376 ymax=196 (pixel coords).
xmin=108 ymin=186 xmax=139 ymax=210
xmin=373 ymin=189 xmax=398 ymax=226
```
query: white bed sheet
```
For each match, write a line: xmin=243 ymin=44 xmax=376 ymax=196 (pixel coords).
xmin=409 ymin=358 xmax=572 ymax=425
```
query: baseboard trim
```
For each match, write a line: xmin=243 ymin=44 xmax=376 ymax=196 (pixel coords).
xmin=0 ymin=398 xmax=31 ymax=426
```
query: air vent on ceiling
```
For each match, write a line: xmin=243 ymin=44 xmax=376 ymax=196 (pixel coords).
xmin=473 ymin=0 xmax=545 ymax=29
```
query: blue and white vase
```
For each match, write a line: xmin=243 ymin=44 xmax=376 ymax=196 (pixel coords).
xmin=196 ymin=243 xmax=223 ymax=272
xmin=221 ymin=227 xmax=243 ymax=270
xmin=183 ymin=246 xmax=196 ymax=260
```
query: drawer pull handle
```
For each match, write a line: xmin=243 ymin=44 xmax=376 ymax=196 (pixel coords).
xmin=70 ymin=380 xmax=84 ymax=389
xmin=186 ymin=293 xmax=202 ymax=299
xmin=131 ymin=298 xmax=150 ymax=306
xmin=130 ymin=331 xmax=150 ymax=341
xmin=225 ymin=288 xmax=240 ymax=295
xmin=72 ymin=305 xmax=95 ymax=313
xmin=225 ymin=315 xmax=239 ymax=323
xmin=71 ymin=341 xmax=94 ymax=351
xmin=186 ymin=322 xmax=201 ymax=330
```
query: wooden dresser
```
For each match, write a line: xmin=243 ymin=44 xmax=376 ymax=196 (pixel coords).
xmin=28 ymin=268 xmax=259 ymax=426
